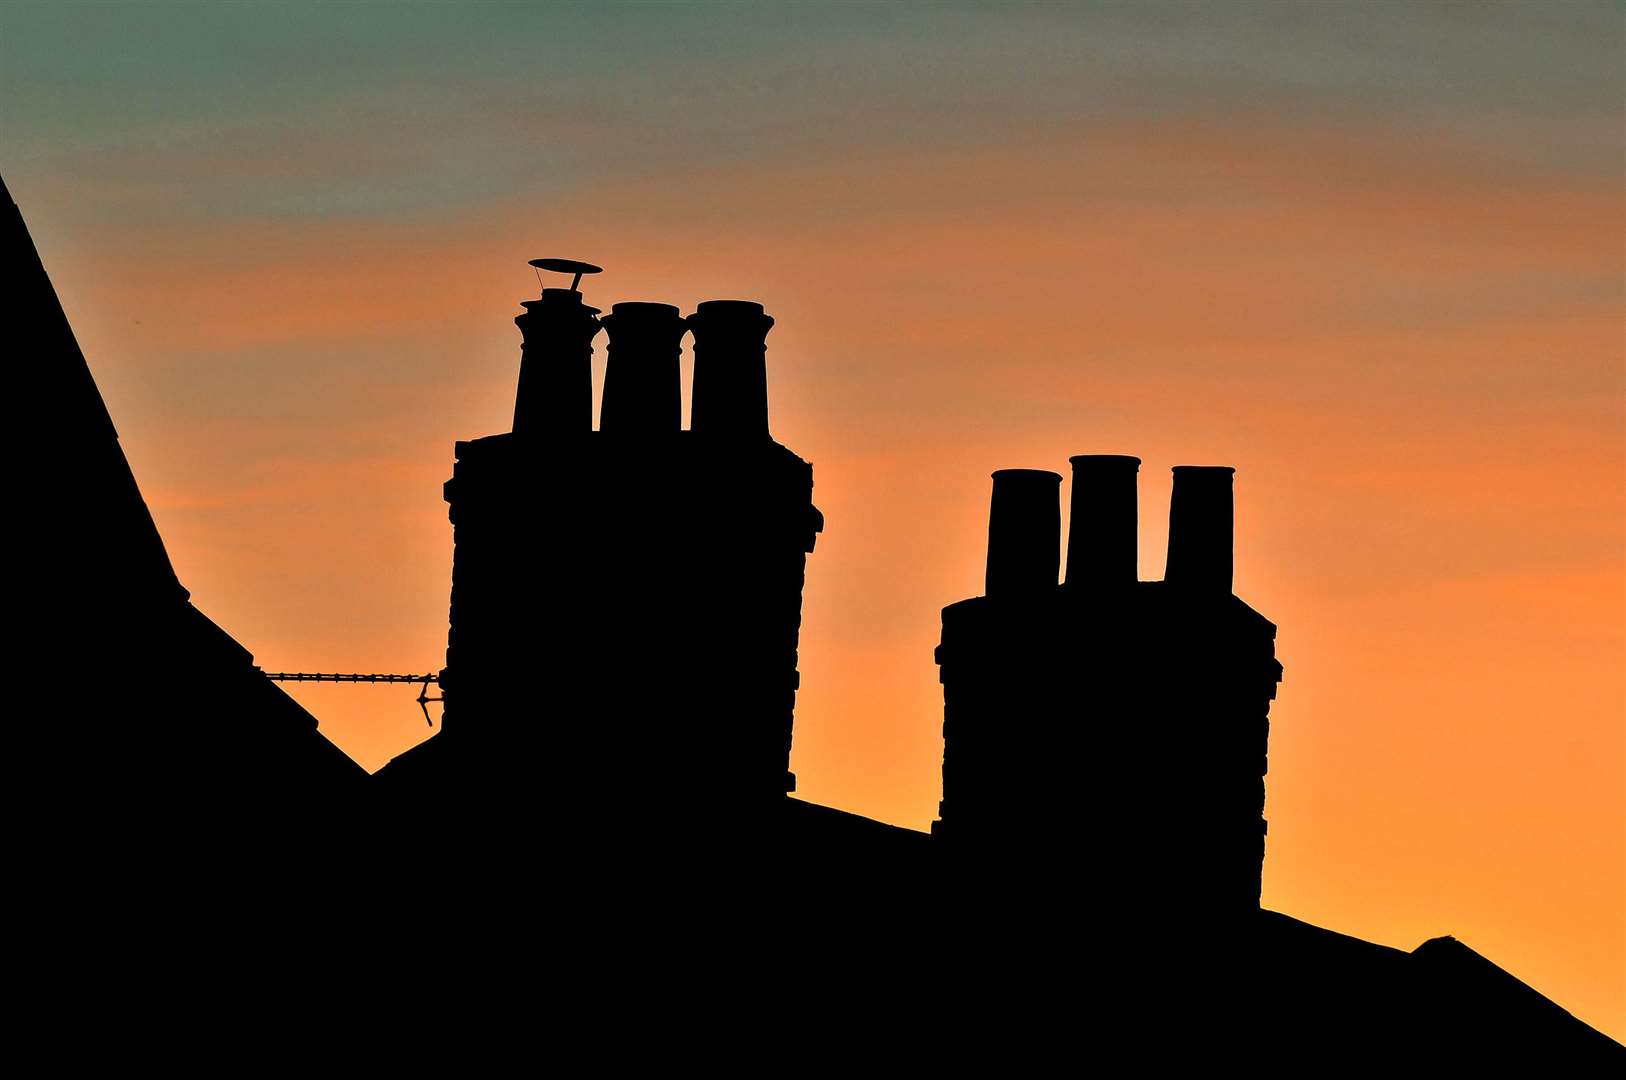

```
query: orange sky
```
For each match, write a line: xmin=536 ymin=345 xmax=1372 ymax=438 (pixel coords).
xmin=6 ymin=3 xmax=1621 ymax=1039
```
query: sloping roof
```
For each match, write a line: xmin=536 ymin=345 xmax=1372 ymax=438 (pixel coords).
xmin=7 ymin=172 xmax=367 ymax=826
xmin=1408 ymin=934 xmax=1622 ymax=1062
xmin=1247 ymin=910 xmax=1623 ymax=1066
xmin=7 ymin=172 xmax=188 ymax=607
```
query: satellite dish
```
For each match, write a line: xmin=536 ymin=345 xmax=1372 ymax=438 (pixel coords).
xmin=528 ymin=258 xmax=603 ymax=292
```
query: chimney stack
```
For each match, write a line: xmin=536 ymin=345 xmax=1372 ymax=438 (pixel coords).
xmin=688 ymin=300 xmax=773 ymax=438
xmin=1164 ymin=465 xmax=1235 ymax=593
xmin=599 ymin=302 xmax=686 ymax=434
xmin=513 ymin=259 xmax=604 ymax=436
xmin=985 ymin=469 xmax=1062 ymax=597
xmin=1065 ymin=455 xmax=1140 ymax=588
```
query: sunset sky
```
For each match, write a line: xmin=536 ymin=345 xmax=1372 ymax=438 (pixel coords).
xmin=5 ymin=2 xmax=1621 ymax=1037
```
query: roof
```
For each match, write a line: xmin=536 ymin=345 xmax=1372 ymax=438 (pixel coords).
xmin=8 ymin=171 xmax=368 ymax=816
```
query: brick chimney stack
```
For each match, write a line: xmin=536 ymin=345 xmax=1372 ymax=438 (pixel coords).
xmin=934 ymin=453 xmax=1280 ymax=920
xmin=413 ymin=264 xmax=823 ymax=837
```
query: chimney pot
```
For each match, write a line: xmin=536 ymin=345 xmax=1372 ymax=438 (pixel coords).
xmin=599 ymin=302 xmax=686 ymax=434
xmin=512 ymin=287 xmax=601 ymax=436
xmin=687 ymin=300 xmax=774 ymax=438
xmin=1065 ymin=455 xmax=1140 ymax=588
xmin=986 ymin=469 xmax=1063 ymax=597
xmin=1165 ymin=465 xmax=1236 ymax=592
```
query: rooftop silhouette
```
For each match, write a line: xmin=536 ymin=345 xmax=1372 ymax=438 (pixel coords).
xmin=9 ymin=177 xmax=1619 ymax=1066
xmin=9 ymin=174 xmax=365 ymax=871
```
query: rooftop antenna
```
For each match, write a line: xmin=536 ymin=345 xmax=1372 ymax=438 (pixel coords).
xmin=528 ymin=257 xmax=603 ymax=295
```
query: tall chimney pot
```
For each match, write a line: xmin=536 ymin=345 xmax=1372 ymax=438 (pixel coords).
xmin=1065 ymin=455 xmax=1141 ymax=588
xmin=986 ymin=469 xmax=1062 ymax=597
xmin=599 ymin=302 xmax=686 ymax=434
xmin=1165 ymin=465 xmax=1235 ymax=592
xmin=512 ymin=287 xmax=601 ymax=436
xmin=688 ymin=300 xmax=773 ymax=438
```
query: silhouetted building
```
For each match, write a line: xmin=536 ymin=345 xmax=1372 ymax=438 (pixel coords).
xmin=11 ymin=172 xmax=1617 ymax=1065
xmin=459 ymin=295 xmax=814 ymax=808
xmin=7 ymin=174 xmax=364 ymax=875
xmin=376 ymin=267 xmax=926 ymax=865
xmin=922 ymin=456 xmax=1619 ymax=1067
xmin=934 ymin=458 xmax=1279 ymax=917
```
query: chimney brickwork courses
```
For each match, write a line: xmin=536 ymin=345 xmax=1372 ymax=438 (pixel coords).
xmin=432 ymin=268 xmax=822 ymax=832
xmin=933 ymin=456 xmax=1281 ymax=917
